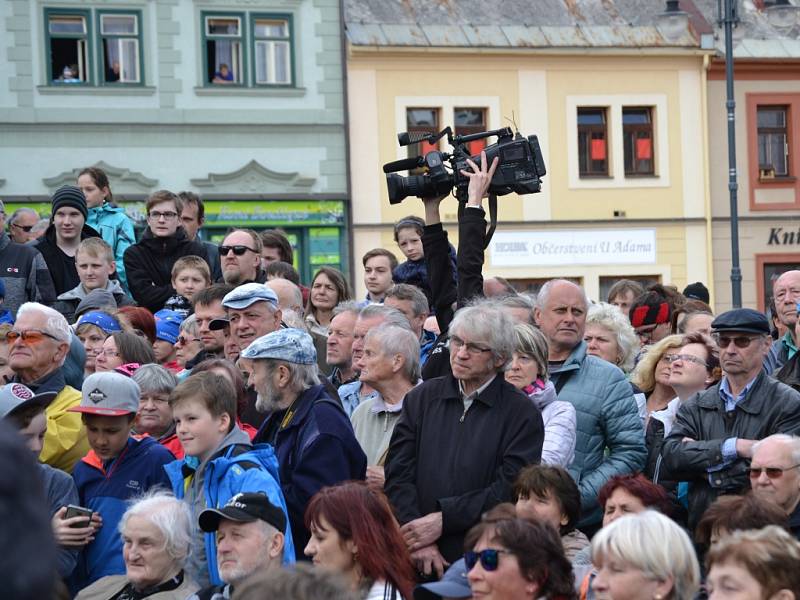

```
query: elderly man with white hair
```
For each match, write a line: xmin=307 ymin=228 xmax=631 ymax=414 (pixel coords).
xmin=385 ymin=301 xmax=544 ymax=577
xmin=75 ymin=491 xmax=199 ymax=599
xmin=750 ymin=434 xmax=800 ymax=539
xmin=9 ymin=301 xmax=88 ymax=471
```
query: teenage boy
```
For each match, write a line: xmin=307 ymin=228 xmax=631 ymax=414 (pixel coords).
xmin=54 ymin=237 xmax=133 ymax=323
xmin=361 ymin=248 xmax=397 ymax=305
xmin=68 ymin=372 xmax=174 ymax=589
xmin=165 ymin=255 xmax=212 ymax=317
xmin=164 ymin=372 xmax=294 ymax=589
xmin=0 ymin=382 xmax=80 ymax=579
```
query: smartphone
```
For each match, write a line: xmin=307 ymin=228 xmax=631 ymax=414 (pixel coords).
xmin=63 ymin=504 xmax=93 ymax=529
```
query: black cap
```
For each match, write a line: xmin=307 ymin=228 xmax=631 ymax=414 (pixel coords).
xmin=198 ymin=492 xmax=286 ymax=533
xmin=683 ymin=282 xmax=710 ymax=304
xmin=711 ymin=308 xmax=770 ymax=335
xmin=208 ymin=316 xmax=230 ymax=331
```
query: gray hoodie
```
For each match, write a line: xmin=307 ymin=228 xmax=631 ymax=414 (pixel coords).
xmin=528 ymin=381 xmax=577 ymax=467
xmin=54 ymin=279 xmax=134 ymax=323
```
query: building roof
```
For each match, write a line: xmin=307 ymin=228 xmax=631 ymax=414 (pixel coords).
xmin=344 ymin=0 xmax=699 ymax=49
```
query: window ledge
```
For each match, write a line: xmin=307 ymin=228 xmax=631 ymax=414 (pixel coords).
xmin=758 ymin=176 xmax=796 ymax=184
xmin=579 ymin=174 xmax=612 ymax=179
xmin=37 ymin=85 xmax=156 ymax=96
xmin=193 ymin=86 xmax=306 ymax=97
xmin=624 ymin=173 xmax=658 ymax=179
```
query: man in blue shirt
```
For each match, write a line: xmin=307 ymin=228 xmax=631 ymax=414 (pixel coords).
xmin=661 ymin=308 xmax=800 ymax=529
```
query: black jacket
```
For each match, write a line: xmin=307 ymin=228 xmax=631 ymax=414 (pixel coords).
xmin=775 ymin=351 xmax=800 ymax=392
xmin=660 ymin=372 xmax=800 ymax=529
xmin=0 ymin=233 xmax=56 ymax=315
xmin=123 ymin=227 xmax=210 ymax=313
xmin=385 ymin=373 xmax=544 ymax=562
xmin=34 ymin=224 xmax=101 ymax=296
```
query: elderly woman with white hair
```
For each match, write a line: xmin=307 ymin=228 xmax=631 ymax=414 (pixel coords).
xmin=584 ymin=302 xmax=639 ymax=374
xmin=174 ymin=314 xmax=203 ymax=374
xmin=76 ymin=491 xmax=199 ymax=599
xmin=590 ymin=510 xmax=700 ymax=600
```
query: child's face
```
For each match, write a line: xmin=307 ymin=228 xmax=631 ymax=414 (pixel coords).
xmin=172 ymin=268 xmax=209 ymax=300
xmin=396 ymin=227 xmax=423 ymax=261
xmin=77 ymin=325 xmax=108 ymax=373
xmin=76 ymin=251 xmax=115 ymax=290
xmin=153 ymin=339 xmax=175 ymax=363
xmin=84 ymin=414 xmax=134 ymax=460
xmin=172 ymin=400 xmax=230 ymax=460
xmin=19 ymin=411 xmax=47 ymax=455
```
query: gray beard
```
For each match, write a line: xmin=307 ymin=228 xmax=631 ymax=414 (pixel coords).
xmin=255 ymin=391 xmax=282 ymax=413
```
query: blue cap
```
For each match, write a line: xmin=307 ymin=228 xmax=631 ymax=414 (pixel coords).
xmin=240 ymin=328 xmax=316 ymax=364
xmin=77 ymin=311 xmax=122 ymax=334
xmin=155 ymin=310 xmax=184 ymax=344
xmin=154 ymin=309 xmax=184 ymax=324
xmin=414 ymin=558 xmax=471 ymax=599
xmin=222 ymin=283 xmax=279 ymax=311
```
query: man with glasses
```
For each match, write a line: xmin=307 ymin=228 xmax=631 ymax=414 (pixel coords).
xmin=8 ymin=302 xmax=88 ymax=472
xmin=7 ymin=208 xmax=39 ymax=244
xmin=750 ymin=434 xmax=800 ymax=539
xmin=385 ymin=302 xmax=543 ymax=577
xmin=661 ymin=308 xmax=800 ymax=530
xmin=219 ymin=229 xmax=267 ymax=286
xmin=123 ymin=190 xmax=210 ymax=313
xmin=765 ymin=270 xmax=800 ymax=374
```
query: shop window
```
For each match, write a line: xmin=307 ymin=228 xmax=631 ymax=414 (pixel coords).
xmin=46 ymin=9 xmax=91 ymax=84
xmin=454 ymin=107 xmax=487 ymax=156
xmin=406 ymin=108 xmax=440 ymax=173
xmin=98 ymin=12 xmax=142 ymax=84
xmin=623 ymin=107 xmax=655 ymax=176
xmin=757 ymin=106 xmax=790 ymax=179
xmin=599 ymin=275 xmax=660 ymax=304
xmin=577 ymin=108 xmax=608 ymax=177
xmin=204 ymin=14 xmax=244 ymax=85
xmin=252 ymin=16 xmax=292 ymax=86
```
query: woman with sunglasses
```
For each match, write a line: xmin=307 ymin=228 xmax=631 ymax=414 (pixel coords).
xmin=122 ymin=190 xmax=210 ymax=313
xmin=174 ymin=315 xmax=203 ymax=373
xmin=465 ymin=516 xmax=575 ymax=600
xmin=304 ymin=481 xmax=415 ymax=600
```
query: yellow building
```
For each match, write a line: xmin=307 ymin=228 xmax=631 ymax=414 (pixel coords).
xmin=345 ymin=0 xmax=714 ymax=304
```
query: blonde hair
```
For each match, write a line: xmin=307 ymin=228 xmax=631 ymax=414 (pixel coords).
xmin=171 ymin=255 xmax=211 ymax=283
xmin=630 ymin=334 xmax=685 ymax=393
xmin=77 ymin=237 xmax=114 ymax=264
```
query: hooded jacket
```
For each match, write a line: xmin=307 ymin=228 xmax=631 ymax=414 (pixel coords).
xmin=0 ymin=232 xmax=56 ymax=314
xmin=71 ymin=436 xmax=174 ymax=589
xmin=86 ymin=202 xmax=136 ymax=292
xmin=34 ymin=223 xmax=102 ymax=296
xmin=53 ymin=279 xmax=134 ymax=324
xmin=526 ymin=380 xmax=577 ymax=467
xmin=164 ymin=427 xmax=295 ymax=588
xmin=123 ymin=227 xmax=210 ymax=313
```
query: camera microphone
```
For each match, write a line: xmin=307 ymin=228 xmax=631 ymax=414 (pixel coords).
xmin=382 ymin=156 xmax=424 ymax=173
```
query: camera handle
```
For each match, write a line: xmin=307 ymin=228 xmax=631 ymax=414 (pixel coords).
xmin=456 ymin=192 xmax=498 ymax=249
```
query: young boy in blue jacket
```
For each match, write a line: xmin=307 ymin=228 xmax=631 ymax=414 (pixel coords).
xmin=165 ymin=371 xmax=294 ymax=588
xmin=69 ymin=371 xmax=174 ymax=590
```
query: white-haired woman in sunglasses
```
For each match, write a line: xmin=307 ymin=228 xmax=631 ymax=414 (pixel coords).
xmin=464 ymin=515 xmax=575 ymax=600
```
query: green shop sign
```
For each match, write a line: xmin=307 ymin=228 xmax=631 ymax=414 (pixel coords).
xmin=203 ymin=201 xmax=345 ymax=227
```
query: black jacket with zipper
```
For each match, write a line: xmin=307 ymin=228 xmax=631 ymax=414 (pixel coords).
xmin=123 ymin=227 xmax=210 ymax=313
xmin=385 ymin=373 xmax=544 ymax=563
xmin=34 ymin=223 xmax=101 ymax=296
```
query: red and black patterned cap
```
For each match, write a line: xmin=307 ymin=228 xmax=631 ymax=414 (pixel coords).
xmin=630 ymin=300 xmax=671 ymax=329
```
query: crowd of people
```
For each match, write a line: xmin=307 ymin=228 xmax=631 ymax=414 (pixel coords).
xmin=4 ymin=156 xmax=800 ymax=600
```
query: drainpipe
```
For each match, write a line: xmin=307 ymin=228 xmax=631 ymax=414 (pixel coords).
xmin=701 ymin=53 xmax=715 ymax=309
xmin=338 ymin=0 xmax=355 ymax=289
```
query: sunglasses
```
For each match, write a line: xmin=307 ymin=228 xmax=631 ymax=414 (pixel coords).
xmin=219 ymin=245 xmax=256 ymax=256
xmin=6 ymin=329 xmax=59 ymax=344
xmin=11 ymin=223 xmax=34 ymax=232
xmin=464 ymin=548 xmax=511 ymax=572
xmin=176 ymin=336 xmax=201 ymax=346
xmin=749 ymin=464 xmax=800 ymax=479
xmin=713 ymin=334 xmax=761 ymax=349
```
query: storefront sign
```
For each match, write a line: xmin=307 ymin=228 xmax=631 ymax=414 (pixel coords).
xmin=768 ymin=227 xmax=800 ymax=246
xmin=490 ymin=229 xmax=657 ymax=267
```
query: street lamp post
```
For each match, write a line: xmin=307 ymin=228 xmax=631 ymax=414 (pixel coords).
xmin=719 ymin=0 xmax=742 ymax=307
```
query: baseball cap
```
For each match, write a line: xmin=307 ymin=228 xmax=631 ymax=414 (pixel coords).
xmin=239 ymin=328 xmax=316 ymax=364
xmin=414 ymin=558 xmax=471 ymax=599
xmin=208 ymin=316 xmax=230 ymax=331
xmin=69 ymin=372 xmax=141 ymax=417
xmin=222 ymin=283 xmax=279 ymax=311
xmin=77 ymin=311 xmax=122 ymax=335
xmin=0 ymin=383 xmax=57 ymax=420
xmin=199 ymin=492 xmax=286 ymax=533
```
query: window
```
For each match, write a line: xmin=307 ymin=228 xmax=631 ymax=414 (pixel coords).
xmin=98 ymin=12 xmax=141 ymax=84
xmin=454 ymin=108 xmax=487 ymax=155
xmin=204 ymin=14 xmax=244 ymax=85
xmin=623 ymin=107 xmax=655 ymax=176
xmin=406 ymin=108 xmax=439 ymax=172
xmin=252 ymin=16 xmax=292 ymax=86
xmin=758 ymin=106 xmax=790 ymax=179
xmin=46 ymin=9 xmax=91 ymax=84
xmin=577 ymin=108 xmax=608 ymax=177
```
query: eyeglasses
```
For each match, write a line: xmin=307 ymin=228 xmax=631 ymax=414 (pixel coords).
xmin=219 ymin=245 xmax=257 ymax=256
xmin=176 ymin=336 xmax=201 ymax=346
xmin=99 ymin=349 xmax=120 ymax=358
xmin=713 ymin=334 xmax=762 ymax=349
xmin=635 ymin=324 xmax=658 ymax=341
xmin=6 ymin=329 xmax=59 ymax=344
xmin=448 ymin=335 xmax=492 ymax=356
xmin=11 ymin=223 xmax=34 ymax=233
xmin=748 ymin=464 xmax=800 ymax=479
xmin=464 ymin=548 xmax=511 ymax=572
xmin=664 ymin=354 xmax=708 ymax=367
xmin=148 ymin=211 xmax=178 ymax=221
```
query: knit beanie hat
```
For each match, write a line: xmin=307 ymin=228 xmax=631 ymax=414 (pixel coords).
xmin=51 ymin=186 xmax=88 ymax=221
xmin=683 ymin=282 xmax=710 ymax=304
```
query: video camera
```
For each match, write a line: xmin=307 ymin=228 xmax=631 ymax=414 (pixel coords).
xmin=382 ymin=126 xmax=546 ymax=205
